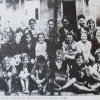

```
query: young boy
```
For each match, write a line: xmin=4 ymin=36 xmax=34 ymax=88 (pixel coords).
xmin=56 ymin=53 xmax=95 ymax=93
xmin=31 ymin=55 xmax=49 ymax=95
xmin=2 ymin=56 xmax=13 ymax=95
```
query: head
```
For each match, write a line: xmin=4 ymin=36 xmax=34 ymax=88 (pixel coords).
xmin=65 ymin=32 xmax=74 ymax=44
xmin=62 ymin=17 xmax=69 ymax=29
xmin=81 ymin=29 xmax=88 ymax=43
xmin=3 ymin=56 xmax=11 ymax=67
xmin=24 ymin=30 xmax=33 ymax=44
xmin=14 ymin=33 xmax=22 ymax=44
xmin=96 ymin=30 xmax=100 ymax=39
xmin=37 ymin=33 xmax=45 ymax=44
xmin=78 ymin=15 xmax=85 ymax=28
xmin=11 ymin=54 xmax=21 ymax=66
xmin=56 ymin=49 xmax=63 ymax=61
xmin=37 ymin=55 xmax=47 ymax=69
xmin=75 ymin=53 xmax=84 ymax=66
xmin=21 ymin=53 xmax=30 ymax=65
xmin=87 ymin=19 xmax=95 ymax=30
xmin=48 ymin=19 xmax=54 ymax=31
xmin=95 ymin=49 xmax=100 ymax=63
xmin=29 ymin=18 xmax=36 ymax=30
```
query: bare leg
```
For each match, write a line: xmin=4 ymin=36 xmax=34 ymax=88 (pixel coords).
xmin=7 ymin=79 xmax=12 ymax=93
xmin=20 ymin=79 xmax=25 ymax=92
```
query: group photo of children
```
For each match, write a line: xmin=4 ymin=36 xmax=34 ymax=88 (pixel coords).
xmin=0 ymin=13 xmax=100 ymax=96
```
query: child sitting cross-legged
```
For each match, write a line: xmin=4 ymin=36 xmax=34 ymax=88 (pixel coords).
xmin=56 ymin=53 xmax=96 ymax=94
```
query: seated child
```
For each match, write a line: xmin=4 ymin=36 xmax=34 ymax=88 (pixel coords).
xmin=35 ymin=33 xmax=48 ymax=60
xmin=62 ymin=32 xmax=79 ymax=66
xmin=89 ymin=48 xmax=100 ymax=91
xmin=56 ymin=53 xmax=95 ymax=93
xmin=49 ymin=49 xmax=70 ymax=95
xmin=0 ymin=64 xmax=8 ymax=95
xmin=19 ymin=53 xmax=33 ymax=94
xmin=31 ymin=55 xmax=49 ymax=95
xmin=2 ymin=56 xmax=13 ymax=94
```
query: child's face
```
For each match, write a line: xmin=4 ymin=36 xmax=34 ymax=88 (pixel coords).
xmin=56 ymin=54 xmax=63 ymax=61
xmin=78 ymin=18 xmax=85 ymax=27
xmin=62 ymin=19 xmax=69 ymax=29
xmin=4 ymin=57 xmax=10 ymax=67
xmin=38 ymin=34 xmax=45 ymax=43
xmin=25 ymin=34 xmax=31 ymax=44
xmin=29 ymin=21 xmax=35 ymax=30
xmin=23 ymin=57 xmax=29 ymax=64
xmin=15 ymin=35 xmax=21 ymax=44
xmin=97 ymin=53 xmax=100 ymax=63
xmin=48 ymin=21 xmax=54 ymax=31
xmin=66 ymin=35 xmax=73 ymax=44
xmin=76 ymin=56 xmax=84 ymax=66
xmin=81 ymin=33 xmax=87 ymax=43
xmin=13 ymin=55 xmax=21 ymax=66
xmin=96 ymin=30 xmax=100 ymax=39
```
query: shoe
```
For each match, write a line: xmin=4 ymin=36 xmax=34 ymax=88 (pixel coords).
xmin=24 ymin=90 xmax=30 ymax=94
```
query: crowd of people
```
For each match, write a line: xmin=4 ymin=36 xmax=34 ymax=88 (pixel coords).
xmin=0 ymin=15 xmax=100 ymax=96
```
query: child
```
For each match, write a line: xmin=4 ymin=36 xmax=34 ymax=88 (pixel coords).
xmin=49 ymin=49 xmax=70 ymax=95
xmin=56 ymin=53 xmax=95 ymax=93
xmin=2 ymin=56 xmax=13 ymax=94
xmin=0 ymin=64 xmax=8 ymax=95
xmin=62 ymin=32 xmax=79 ymax=67
xmin=89 ymin=49 xmax=100 ymax=91
xmin=35 ymin=33 xmax=48 ymax=60
xmin=77 ymin=31 xmax=95 ymax=65
xmin=19 ymin=53 xmax=33 ymax=94
xmin=31 ymin=55 xmax=49 ymax=95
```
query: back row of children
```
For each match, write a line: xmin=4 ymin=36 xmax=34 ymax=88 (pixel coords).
xmin=0 ymin=15 xmax=100 ymax=95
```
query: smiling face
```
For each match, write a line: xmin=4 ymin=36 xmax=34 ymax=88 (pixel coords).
xmin=48 ymin=20 xmax=54 ymax=31
xmin=29 ymin=20 xmax=35 ymax=30
xmin=81 ymin=31 xmax=88 ymax=43
xmin=25 ymin=34 xmax=32 ymax=44
xmin=62 ymin=19 xmax=69 ymax=29
xmin=38 ymin=34 xmax=45 ymax=44
xmin=3 ymin=57 xmax=10 ymax=67
xmin=65 ymin=34 xmax=73 ymax=44
xmin=76 ymin=55 xmax=84 ymax=67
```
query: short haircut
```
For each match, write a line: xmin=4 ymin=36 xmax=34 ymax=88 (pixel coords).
xmin=75 ymin=53 xmax=84 ymax=60
xmin=66 ymin=31 xmax=74 ymax=38
xmin=78 ymin=15 xmax=85 ymax=20
xmin=62 ymin=16 xmax=69 ymax=23
xmin=29 ymin=18 xmax=36 ymax=25
xmin=48 ymin=19 xmax=54 ymax=24
xmin=37 ymin=33 xmax=45 ymax=39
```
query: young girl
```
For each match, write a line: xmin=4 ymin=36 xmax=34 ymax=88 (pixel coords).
xmin=35 ymin=33 xmax=48 ymax=60
xmin=19 ymin=53 xmax=33 ymax=94
xmin=31 ymin=55 xmax=49 ymax=95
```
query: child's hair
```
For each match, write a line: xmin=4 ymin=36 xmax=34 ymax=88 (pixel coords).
xmin=21 ymin=53 xmax=30 ymax=62
xmin=29 ymin=18 xmax=36 ymax=25
xmin=75 ymin=53 xmax=84 ymax=60
xmin=56 ymin=49 xmax=63 ymax=57
xmin=95 ymin=48 xmax=100 ymax=62
xmin=78 ymin=15 xmax=85 ymax=20
xmin=48 ymin=19 xmax=54 ymax=24
xmin=66 ymin=31 xmax=74 ymax=38
xmin=37 ymin=33 xmax=45 ymax=40
xmin=37 ymin=55 xmax=47 ymax=64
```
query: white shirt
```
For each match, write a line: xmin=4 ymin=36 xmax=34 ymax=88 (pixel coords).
xmin=35 ymin=41 xmax=47 ymax=59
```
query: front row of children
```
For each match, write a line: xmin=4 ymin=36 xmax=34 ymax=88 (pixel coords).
xmin=0 ymin=48 xmax=100 ymax=95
